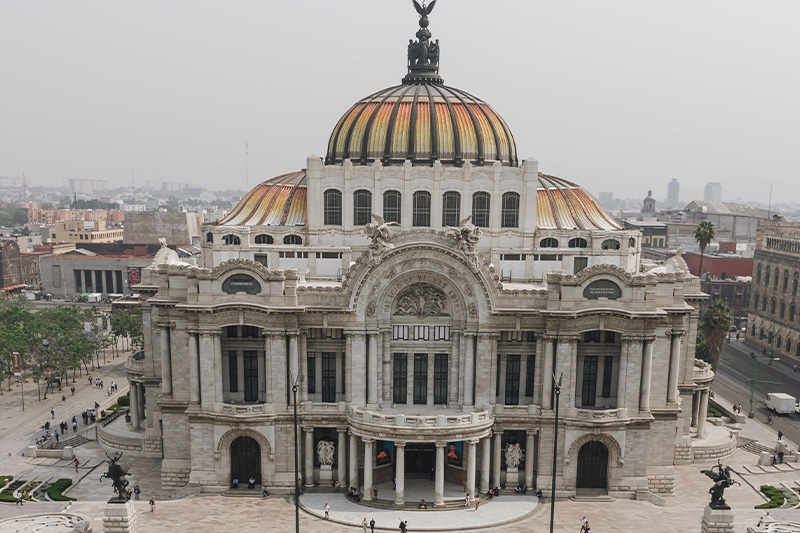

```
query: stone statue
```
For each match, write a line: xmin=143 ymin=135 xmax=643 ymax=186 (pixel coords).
xmin=701 ymin=462 xmax=739 ymax=510
xmin=449 ymin=216 xmax=483 ymax=254
xmin=406 ymin=0 xmax=440 ymax=72
xmin=665 ymin=246 xmax=691 ymax=274
xmin=365 ymin=213 xmax=399 ymax=263
xmin=504 ymin=443 xmax=523 ymax=469
xmin=99 ymin=452 xmax=130 ymax=502
xmin=317 ymin=440 xmax=335 ymax=467
xmin=395 ymin=283 xmax=448 ymax=318
xmin=412 ymin=0 xmax=437 ymax=27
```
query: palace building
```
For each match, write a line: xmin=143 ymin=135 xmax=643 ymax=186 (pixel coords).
xmin=128 ymin=4 xmax=709 ymax=503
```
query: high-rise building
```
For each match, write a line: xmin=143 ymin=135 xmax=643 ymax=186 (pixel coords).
xmin=598 ymin=192 xmax=614 ymax=210
xmin=667 ymin=178 xmax=680 ymax=208
xmin=704 ymin=182 xmax=722 ymax=202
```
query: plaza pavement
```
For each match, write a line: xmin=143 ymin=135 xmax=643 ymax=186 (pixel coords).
xmin=1 ymin=350 xmax=799 ymax=531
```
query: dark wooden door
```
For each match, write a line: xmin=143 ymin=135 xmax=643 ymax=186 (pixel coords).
xmin=231 ymin=436 xmax=261 ymax=484
xmin=576 ymin=441 xmax=608 ymax=489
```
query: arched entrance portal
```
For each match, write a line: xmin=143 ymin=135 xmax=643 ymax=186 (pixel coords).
xmin=576 ymin=441 xmax=608 ymax=490
xmin=231 ymin=436 xmax=261 ymax=484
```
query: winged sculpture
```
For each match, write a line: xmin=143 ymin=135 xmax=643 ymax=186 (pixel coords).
xmin=700 ymin=462 xmax=739 ymax=509
xmin=413 ymin=0 xmax=437 ymax=17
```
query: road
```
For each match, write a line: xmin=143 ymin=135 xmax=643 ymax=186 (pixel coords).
xmin=712 ymin=339 xmax=800 ymax=445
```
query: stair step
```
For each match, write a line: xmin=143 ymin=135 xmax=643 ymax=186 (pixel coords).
xmin=55 ymin=436 xmax=89 ymax=449
xmin=741 ymin=441 xmax=775 ymax=455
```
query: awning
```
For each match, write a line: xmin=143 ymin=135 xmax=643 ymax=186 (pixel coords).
xmin=80 ymin=293 xmax=91 ymax=297
xmin=1 ymin=284 xmax=26 ymax=291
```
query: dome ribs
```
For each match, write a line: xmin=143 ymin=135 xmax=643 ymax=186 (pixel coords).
xmin=360 ymin=86 xmax=400 ymax=165
xmin=429 ymin=84 xmax=462 ymax=166
xmin=407 ymin=84 xmax=423 ymax=162
xmin=425 ymin=86 xmax=440 ymax=164
xmin=383 ymin=85 xmax=415 ymax=164
xmin=447 ymin=87 xmax=484 ymax=165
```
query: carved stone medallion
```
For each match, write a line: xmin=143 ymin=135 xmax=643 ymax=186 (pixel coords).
xmin=394 ymin=283 xmax=449 ymax=318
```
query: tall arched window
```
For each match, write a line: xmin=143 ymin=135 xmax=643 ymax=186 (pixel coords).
xmin=765 ymin=267 xmax=770 ymax=287
xmin=569 ymin=238 xmax=588 ymax=248
xmin=501 ymin=192 xmax=520 ymax=228
xmin=284 ymin=235 xmax=302 ymax=245
xmin=472 ymin=192 xmax=491 ymax=227
xmin=353 ymin=189 xmax=372 ymax=226
xmin=324 ymin=189 xmax=342 ymax=225
xmin=602 ymin=239 xmax=620 ymax=250
xmin=780 ymin=302 xmax=786 ymax=319
xmin=222 ymin=235 xmax=241 ymax=245
xmin=757 ymin=265 xmax=762 ymax=284
xmin=753 ymin=293 xmax=759 ymax=310
xmin=762 ymin=298 xmax=767 ymax=312
xmin=775 ymin=270 xmax=780 ymax=289
xmin=413 ymin=191 xmax=431 ymax=227
xmin=540 ymin=238 xmax=559 ymax=248
xmin=383 ymin=190 xmax=402 ymax=224
xmin=791 ymin=303 xmax=796 ymax=322
xmin=771 ymin=298 xmax=777 ymax=315
xmin=255 ymin=234 xmax=273 ymax=245
xmin=787 ymin=338 xmax=793 ymax=354
xmin=206 ymin=232 xmax=213 ymax=243
xmin=784 ymin=270 xmax=790 ymax=292
xmin=442 ymin=191 xmax=461 ymax=227
xmin=793 ymin=273 xmax=798 ymax=296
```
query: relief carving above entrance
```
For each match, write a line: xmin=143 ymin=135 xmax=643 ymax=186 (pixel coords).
xmin=394 ymin=283 xmax=449 ymax=318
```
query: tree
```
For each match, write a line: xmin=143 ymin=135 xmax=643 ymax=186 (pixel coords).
xmin=699 ymin=300 xmax=733 ymax=373
xmin=694 ymin=221 xmax=716 ymax=277
xmin=0 ymin=297 xmax=33 ymax=392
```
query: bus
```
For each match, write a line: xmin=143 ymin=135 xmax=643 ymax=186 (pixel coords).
xmin=111 ymin=297 xmax=142 ymax=313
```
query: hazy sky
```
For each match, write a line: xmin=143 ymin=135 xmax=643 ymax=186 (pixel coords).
xmin=2 ymin=1 xmax=799 ymax=204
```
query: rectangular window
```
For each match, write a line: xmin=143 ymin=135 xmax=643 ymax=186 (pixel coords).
xmin=602 ymin=356 xmax=613 ymax=398
xmin=500 ymin=254 xmax=527 ymax=261
xmin=433 ymin=326 xmax=450 ymax=341
xmin=434 ymin=354 xmax=448 ymax=404
xmin=226 ymin=325 xmax=238 ymax=338
xmin=393 ymin=325 xmax=409 ymax=340
xmin=307 ymin=354 xmax=316 ymax=394
xmin=413 ymin=192 xmax=431 ymax=227
xmin=582 ymin=356 xmax=598 ymax=407
xmin=574 ymin=256 xmax=588 ymax=274
xmin=383 ymin=191 xmax=402 ymax=224
xmin=317 ymin=252 xmax=342 ymax=259
xmin=414 ymin=326 xmax=429 ymax=341
xmin=505 ymin=354 xmax=521 ymax=405
xmin=525 ymin=354 xmax=535 ymax=397
xmin=242 ymin=326 xmax=259 ymax=338
xmin=243 ymin=351 xmax=258 ymax=402
xmin=321 ymin=352 xmax=336 ymax=403
xmin=254 ymin=254 xmax=268 ymax=267
xmin=442 ymin=192 xmax=461 ymax=227
xmin=229 ymin=351 xmax=239 ymax=393
xmin=393 ymin=353 xmax=408 ymax=404
xmin=413 ymin=354 xmax=428 ymax=404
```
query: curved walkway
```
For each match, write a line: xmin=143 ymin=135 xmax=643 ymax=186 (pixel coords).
xmin=0 ymin=513 xmax=92 ymax=532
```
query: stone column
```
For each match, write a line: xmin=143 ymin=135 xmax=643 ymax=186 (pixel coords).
xmin=667 ymin=331 xmax=683 ymax=404
xmin=639 ymin=337 xmax=654 ymax=412
xmin=435 ymin=442 xmax=445 ymax=506
xmin=697 ymin=390 xmax=709 ymax=438
xmin=199 ymin=331 xmax=215 ymax=410
xmin=525 ymin=431 xmax=535 ymax=489
xmin=130 ymin=382 xmax=140 ymax=429
xmin=350 ymin=333 xmax=367 ymax=406
xmin=213 ymin=331 xmax=223 ymax=404
xmin=382 ymin=332 xmax=392 ymax=403
xmin=304 ymin=428 xmax=315 ymax=487
xmin=159 ymin=324 xmax=172 ymax=396
xmin=492 ymin=431 xmax=502 ymax=488
xmin=691 ymin=391 xmax=700 ymax=428
xmin=299 ymin=332 xmax=308 ymax=403
xmin=188 ymin=330 xmax=200 ymax=405
xmin=449 ymin=331 xmax=460 ymax=405
xmin=345 ymin=335 xmax=353 ymax=403
xmin=464 ymin=333 xmax=475 ymax=405
xmin=395 ymin=442 xmax=406 ymax=505
xmin=289 ymin=333 xmax=299 ymax=405
xmin=466 ymin=439 xmax=477 ymax=497
xmin=541 ymin=336 xmax=554 ymax=410
xmin=427 ymin=353 xmax=435 ymax=406
xmin=480 ymin=437 xmax=490 ymax=493
xmin=363 ymin=438 xmax=374 ymax=500
xmin=498 ymin=354 xmax=507 ymax=404
xmin=617 ymin=338 xmax=630 ymax=407
xmin=337 ymin=429 xmax=347 ymax=485
xmin=349 ymin=434 xmax=359 ymax=489
xmin=368 ymin=333 xmax=379 ymax=405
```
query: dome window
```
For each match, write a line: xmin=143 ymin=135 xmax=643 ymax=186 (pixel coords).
xmin=324 ymin=189 xmax=342 ymax=226
xmin=602 ymin=239 xmax=620 ymax=250
xmin=222 ymin=235 xmax=241 ymax=245
xmin=501 ymin=192 xmax=520 ymax=228
xmin=206 ymin=232 xmax=214 ymax=243
xmin=284 ymin=235 xmax=303 ymax=245
xmin=472 ymin=192 xmax=491 ymax=228
xmin=255 ymin=234 xmax=274 ymax=245
xmin=540 ymin=238 xmax=559 ymax=248
xmin=383 ymin=191 xmax=402 ymax=224
xmin=353 ymin=190 xmax=372 ymax=226
xmin=442 ymin=191 xmax=461 ymax=227
xmin=413 ymin=191 xmax=431 ymax=227
xmin=569 ymin=238 xmax=588 ymax=249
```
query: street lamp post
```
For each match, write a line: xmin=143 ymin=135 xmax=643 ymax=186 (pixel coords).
xmin=292 ymin=383 xmax=300 ymax=533
xmin=549 ymin=373 xmax=563 ymax=533
xmin=748 ymin=351 xmax=781 ymax=419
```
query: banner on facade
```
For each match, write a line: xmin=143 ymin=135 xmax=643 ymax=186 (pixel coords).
xmin=12 ymin=352 xmax=21 ymax=376
xmin=127 ymin=266 xmax=142 ymax=286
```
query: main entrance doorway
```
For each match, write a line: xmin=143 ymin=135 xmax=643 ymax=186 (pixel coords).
xmin=576 ymin=441 xmax=608 ymax=490
xmin=405 ymin=443 xmax=435 ymax=478
xmin=231 ymin=436 xmax=261 ymax=484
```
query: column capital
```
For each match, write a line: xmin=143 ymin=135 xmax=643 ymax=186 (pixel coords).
xmin=336 ymin=427 xmax=349 ymax=435
xmin=157 ymin=321 xmax=176 ymax=331
xmin=346 ymin=331 xmax=367 ymax=338
xmin=286 ymin=330 xmax=300 ymax=338
xmin=394 ymin=441 xmax=406 ymax=449
xmin=186 ymin=327 xmax=201 ymax=334
xmin=362 ymin=437 xmax=374 ymax=444
xmin=435 ymin=441 xmax=447 ymax=448
xmin=468 ymin=438 xmax=480 ymax=445
xmin=263 ymin=330 xmax=286 ymax=338
xmin=302 ymin=426 xmax=315 ymax=434
xmin=538 ymin=333 xmax=558 ymax=341
xmin=620 ymin=334 xmax=647 ymax=342
xmin=666 ymin=329 xmax=686 ymax=337
xmin=477 ymin=332 xmax=500 ymax=340
xmin=366 ymin=330 xmax=380 ymax=336
xmin=557 ymin=334 xmax=581 ymax=342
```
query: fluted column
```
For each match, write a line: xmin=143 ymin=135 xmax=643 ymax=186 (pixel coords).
xmin=289 ymin=333 xmax=299 ymax=405
xmin=382 ymin=331 xmax=392 ymax=403
xmin=667 ymin=331 xmax=683 ymax=404
xmin=449 ymin=331 xmax=460 ymax=404
xmin=395 ymin=442 xmax=405 ymax=505
xmin=349 ymin=434 xmax=358 ymax=489
xmin=159 ymin=324 xmax=172 ymax=395
xmin=299 ymin=332 xmax=308 ymax=403
xmin=213 ymin=331 xmax=223 ymax=404
xmin=480 ymin=436 xmax=490 ymax=493
xmin=525 ymin=431 xmax=535 ymax=489
xmin=541 ymin=335 xmax=554 ymax=410
xmin=639 ymin=337 xmax=654 ymax=412
xmin=697 ymin=389 xmax=709 ymax=438
xmin=188 ymin=330 xmax=200 ymax=404
xmin=617 ymin=338 xmax=630 ymax=407
xmin=304 ymin=427 xmax=315 ymax=487
xmin=466 ymin=439 xmax=477 ymax=497
xmin=363 ymin=438 xmax=374 ymax=500
xmin=492 ymin=431 xmax=502 ymax=488
xmin=337 ymin=429 xmax=347 ymax=485
xmin=464 ymin=333 xmax=475 ymax=405
xmin=130 ymin=382 xmax=140 ymax=429
xmin=199 ymin=331 xmax=215 ymax=410
xmin=368 ymin=333 xmax=379 ymax=405
xmin=691 ymin=391 xmax=700 ymax=427
xmin=435 ymin=442 xmax=445 ymax=506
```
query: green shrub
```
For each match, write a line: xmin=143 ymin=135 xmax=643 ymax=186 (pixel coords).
xmin=46 ymin=478 xmax=75 ymax=501
xmin=117 ymin=395 xmax=130 ymax=407
xmin=0 ymin=475 xmax=12 ymax=487
xmin=708 ymin=407 xmax=723 ymax=417
xmin=756 ymin=485 xmax=785 ymax=509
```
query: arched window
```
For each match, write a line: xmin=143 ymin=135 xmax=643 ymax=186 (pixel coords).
xmin=324 ymin=189 xmax=342 ymax=225
xmin=771 ymin=298 xmax=777 ymax=315
xmin=629 ymin=237 xmax=636 ymax=248
xmin=284 ymin=235 xmax=302 ymax=245
xmin=501 ymin=192 xmax=520 ymax=228
xmin=413 ymin=191 xmax=431 ymax=227
xmin=255 ymin=234 xmax=273 ymax=245
xmin=442 ymin=191 xmax=461 ymax=227
xmin=471 ymin=192 xmax=491 ymax=227
xmin=794 ymin=273 xmax=798 ymax=296
xmin=753 ymin=293 xmax=759 ymax=310
xmin=206 ymin=232 xmax=213 ymax=243
xmin=780 ymin=302 xmax=786 ymax=319
xmin=353 ymin=189 xmax=372 ymax=226
xmin=762 ymin=298 xmax=767 ymax=312
xmin=791 ymin=304 xmax=796 ymax=322
xmin=602 ymin=239 xmax=620 ymax=250
xmin=765 ymin=267 xmax=771 ymax=287
xmin=775 ymin=270 xmax=780 ymax=289
xmin=569 ymin=238 xmax=588 ymax=248
xmin=751 ymin=324 xmax=756 ymax=337
xmin=383 ymin=190 xmax=401 ymax=224
xmin=540 ymin=238 xmax=559 ymax=248
xmin=777 ymin=335 xmax=782 ymax=349
xmin=787 ymin=338 xmax=793 ymax=354
xmin=784 ymin=270 xmax=790 ymax=292
xmin=222 ymin=234 xmax=241 ymax=245
xmin=756 ymin=265 xmax=762 ymax=284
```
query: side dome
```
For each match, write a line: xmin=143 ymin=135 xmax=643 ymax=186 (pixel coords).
xmin=536 ymin=174 xmax=622 ymax=231
xmin=325 ymin=84 xmax=518 ymax=168
xmin=219 ymin=171 xmax=307 ymax=227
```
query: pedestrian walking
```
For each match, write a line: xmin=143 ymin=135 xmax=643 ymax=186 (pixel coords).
xmin=580 ymin=516 xmax=588 ymax=532
xmin=399 ymin=520 xmax=408 ymax=533
xmin=362 ymin=517 xmax=368 ymax=532
xmin=74 ymin=458 xmax=79 ymax=473
xmin=323 ymin=502 xmax=330 ymax=519
xmin=70 ymin=385 xmax=75 ymax=396
xmin=133 ymin=484 xmax=140 ymax=500
xmin=149 ymin=496 xmax=155 ymax=513
xmin=72 ymin=420 xmax=77 ymax=433
xmin=88 ymin=376 xmax=93 ymax=386
xmin=16 ymin=494 xmax=23 ymax=505
xmin=464 ymin=493 xmax=471 ymax=507
xmin=370 ymin=518 xmax=376 ymax=532
xmin=61 ymin=395 xmax=66 ymax=405
xmin=54 ymin=430 xmax=59 ymax=443
xmin=50 ymin=408 xmax=55 ymax=419
xmin=474 ymin=495 xmax=480 ymax=511
xmin=778 ymin=431 xmax=784 ymax=441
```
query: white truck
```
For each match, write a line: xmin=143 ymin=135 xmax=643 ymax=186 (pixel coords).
xmin=765 ymin=393 xmax=796 ymax=414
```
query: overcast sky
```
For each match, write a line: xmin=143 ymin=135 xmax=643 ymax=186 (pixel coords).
xmin=2 ymin=1 xmax=799 ymax=204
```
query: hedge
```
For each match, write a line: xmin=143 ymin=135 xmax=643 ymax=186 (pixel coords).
xmin=756 ymin=485 xmax=785 ymax=509
xmin=117 ymin=395 xmax=130 ymax=407
xmin=46 ymin=478 xmax=75 ymax=501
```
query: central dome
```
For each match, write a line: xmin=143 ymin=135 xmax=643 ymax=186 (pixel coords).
xmin=325 ymin=83 xmax=517 ymax=168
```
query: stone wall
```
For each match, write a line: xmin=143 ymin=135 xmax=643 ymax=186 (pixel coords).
xmin=97 ymin=425 xmax=144 ymax=456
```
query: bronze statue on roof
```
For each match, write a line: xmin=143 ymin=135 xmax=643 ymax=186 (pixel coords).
xmin=406 ymin=0 xmax=442 ymax=83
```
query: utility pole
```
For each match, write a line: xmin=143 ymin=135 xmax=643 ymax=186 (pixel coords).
xmin=748 ymin=351 xmax=781 ymax=418
xmin=549 ymin=372 xmax=563 ymax=533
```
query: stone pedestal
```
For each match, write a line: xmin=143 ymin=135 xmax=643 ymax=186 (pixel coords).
xmin=319 ymin=465 xmax=333 ymax=483
xmin=505 ymin=467 xmax=519 ymax=487
xmin=103 ymin=500 xmax=137 ymax=533
xmin=700 ymin=505 xmax=734 ymax=533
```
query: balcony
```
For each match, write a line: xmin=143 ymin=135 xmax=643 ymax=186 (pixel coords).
xmin=347 ymin=405 xmax=494 ymax=442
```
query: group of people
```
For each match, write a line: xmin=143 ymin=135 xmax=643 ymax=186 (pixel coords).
xmin=360 ymin=517 xmax=376 ymax=532
xmin=732 ymin=403 xmax=743 ymax=414
xmin=230 ymin=476 xmax=257 ymax=489
xmin=580 ymin=516 xmax=591 ymax=532
xmin=463 ymin=494 xmax=481 ymax=510
xmin=514 ymin=485 xmax=528 ymax=494
xmin=346 ymin=486 xmax=362 ymax=502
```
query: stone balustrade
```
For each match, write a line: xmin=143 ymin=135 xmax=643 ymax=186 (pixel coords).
xmin=347 ymin=405 xmax=494 ymax=442
xmin=571 ymin=407 xmax=628 ymax=420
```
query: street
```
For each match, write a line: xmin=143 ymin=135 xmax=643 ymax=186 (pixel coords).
xmin=713 ymin=338 xmax=800 ymax=445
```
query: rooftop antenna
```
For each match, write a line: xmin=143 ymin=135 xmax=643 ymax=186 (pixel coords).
xmin=245 ymin=139 xmax=249 ymax=188
xmin=132 ymin=168 xmax=136 ymax=197
xmin=767 ymin=184 xmax=773 ymax=219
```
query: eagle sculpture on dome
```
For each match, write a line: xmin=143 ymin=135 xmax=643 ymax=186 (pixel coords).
xmin=413 ymin=0 xmax=437 ymax=18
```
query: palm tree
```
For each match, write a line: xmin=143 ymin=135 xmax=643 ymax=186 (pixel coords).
xmin=699 ymin=300 xmax=733 ymax=373
xmin=694 ymin=221 xmax=716 ymax=277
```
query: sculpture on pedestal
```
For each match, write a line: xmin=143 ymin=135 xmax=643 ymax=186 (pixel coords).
xmin=701 ymin=462 xmax=739 ymax=509
xmin=365 ymin=214 xmax=399 ymax=263
xmin=504 ymin=443 xmax=524 ymax=469
xmin=317 ymin=440 xmax=335 ymax=467
xmin=100 ymin=452 xmax=130 ymax=502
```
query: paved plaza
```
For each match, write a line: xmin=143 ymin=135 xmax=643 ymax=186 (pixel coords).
xmin=1 ymin=353 xmax=800 ymax=532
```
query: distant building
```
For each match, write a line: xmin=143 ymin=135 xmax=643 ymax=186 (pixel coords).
xmin=0 ymin=241 xmax=41 ymax=289
xmin=641 ymin=190 xmax=656 ymax=219
xmin=69 ymin=179 xmax=107 ymax=198
xmin=623 ymin=220 xmax=667 ymax=248
xmin=701 ymin=278 xmax=751 ymax=325
xmin=684 ymin=201 xmax=772 ymax=242
xmin=703 ymin=182 xmax=722 ymax=202
xmin=122 ymin=211 xmax=200 ymax=246
xmin=49 ymin=220 xmax=124 ymax=244
xmin=667 ymin=179 xmax=680 ymax=208
xmin=683 ymin=250 xmax=753 ymax=279
xmin=27 ymin=208 xmax=125 ymax=226
xmin=598 ymin=192 xmax=614 ymax=210
xmin=40 ymin=248 xmax=154 ymax=298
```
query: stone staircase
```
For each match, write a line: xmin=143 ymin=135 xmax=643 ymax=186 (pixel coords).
xmin=55 ymin=435 xmax=90 ymax=450
xmin=740 ymin=440 xmax=775 ymax=455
